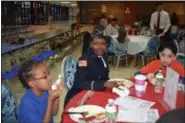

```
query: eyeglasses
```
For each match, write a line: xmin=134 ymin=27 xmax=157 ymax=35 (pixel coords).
xmin=32 ymin=71 xmax=50 ymax=81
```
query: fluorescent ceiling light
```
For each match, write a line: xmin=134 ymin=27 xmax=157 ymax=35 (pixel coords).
xmin=61 ymin=2 xmax=70 ymax=4
xmin=71 ymin=4 xmax=77 ymax=6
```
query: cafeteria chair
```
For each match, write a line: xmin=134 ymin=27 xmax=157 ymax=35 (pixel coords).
xmin=2 ymin=71 xmax=18 ymax=81
xmin=32 ymin=50 xmax=56 ymax=64
xmin=176 ymin=53 xmax=185 ymax=67
xmin=108 ymin=39 xmax=128 ymax=69
xmin=2 ymin=81 xmax=18 ymax=123
xmin=61 ymin=56 xmax=77 ymax=91
xmin=173 ymin=39 xmax=180 ymax=53
xmin=136 ymin=36 xmax=160 ymax=66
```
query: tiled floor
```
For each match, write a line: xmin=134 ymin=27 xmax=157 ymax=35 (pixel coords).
xmin=6 ymin=24 xmax=142 ymax=122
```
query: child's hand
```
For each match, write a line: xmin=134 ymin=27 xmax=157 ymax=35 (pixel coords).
xmin=49 ymin=84 xmax=64 ymax=101
xmin=147 ymin=73 xmax=155 ymax=80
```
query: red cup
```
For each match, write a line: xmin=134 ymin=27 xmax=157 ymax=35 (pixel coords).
xmin=134 ymin=74 xmax=146 ymax=97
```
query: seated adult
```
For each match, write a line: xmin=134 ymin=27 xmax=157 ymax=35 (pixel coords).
xmin=177 ymin=25 xmax=185 ymax=54
xmin=64 ymin=35 xmax=119 ymax=108
xmin=91 ymin=18 xmax=108 ymax=37
xmin=107 ymin=25 xmax=130 ymax=54
xmin=105 ymin=18 xmax=119 ymax=36
xmin=113 ymin=25 xmax=130 ymax=51
xmin=2 ymin=81 xmax=18 ymax=123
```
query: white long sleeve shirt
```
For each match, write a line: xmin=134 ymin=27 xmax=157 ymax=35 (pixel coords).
xmin=105 ymin=24 xmax=118 ymax=36
xmin=150 ymin=10 xmax=171 ymax=33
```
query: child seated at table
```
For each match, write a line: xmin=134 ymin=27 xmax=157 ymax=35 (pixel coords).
xmin=138 ymin=42 xmax=185 ymax=84
xmin=18 ymin=60 xmax=63 ymax=123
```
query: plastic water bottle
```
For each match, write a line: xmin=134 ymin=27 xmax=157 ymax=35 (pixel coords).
xmin=105 ymin=99 xmax=117 ymax=123
xmin=155 ymin=69 xmax=164 ymax=93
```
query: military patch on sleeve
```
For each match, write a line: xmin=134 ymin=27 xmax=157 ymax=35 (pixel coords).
xmin=78 ymin=60 xmax=87 ymax=67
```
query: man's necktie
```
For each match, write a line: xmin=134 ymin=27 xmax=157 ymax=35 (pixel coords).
xmin=157 ymin=12 xmax=160 ymax=29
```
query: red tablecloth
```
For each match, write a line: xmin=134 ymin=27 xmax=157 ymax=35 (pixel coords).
xmin=61 ymin=79 xmax=184 ymax=123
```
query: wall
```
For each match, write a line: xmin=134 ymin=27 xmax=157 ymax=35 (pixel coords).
xmin=136 ymin=1 xmax=156 ymax=25
xmin=80 ymin=1 xmax=125 ymax=24
xmin=79 ymin=1 xmax=185 ymax=25
xmin=164 ymin=2 xmax=185 ymax=24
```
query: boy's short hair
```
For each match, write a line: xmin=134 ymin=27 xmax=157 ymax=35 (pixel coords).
xmin=18 ymin=60 xmax=42 ymax=89
xmin=158 ymin=37 xmax=178 ymax=56
xmin=156 ymin=108 xmax=184 ymax=123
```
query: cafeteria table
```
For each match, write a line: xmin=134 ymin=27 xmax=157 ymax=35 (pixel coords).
xmin=61 ymin=79 xmax=184 ymax=123
xmin=127 ymin=35 xmax=151 ymax=55
xmin=1 ymin=29 xmax=70 ymax=55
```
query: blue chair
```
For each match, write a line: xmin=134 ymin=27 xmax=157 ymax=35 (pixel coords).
xmin=176 ymin=53 xmax=185 ymax=68
xmin=32 ymin=50 xmax=55 ymax=62
xmin=137 ymin=36 xmax=160 ymax=66
xmin=173 ymin=39 xmax=179 ymax=53
xmin=2 ymin=71 xmax=18 ymax=80
xmin=39 ymin=50 xmax=55 ymax=60
xmin=31 ymin=56 xmax=43 ymax=62
xmin=61 ymin=56 xmax=77 ymax=90
xmin=11 ymin=66 xmax=20 ymax=72
xmin=170 ymin=33 xmax=177 ymax=40
xmin=108 ymin=40 xmax=128 ymax=69
xmin=2 ymin=82 xmax=18 ymax=123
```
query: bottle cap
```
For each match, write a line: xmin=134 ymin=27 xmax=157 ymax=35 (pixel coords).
xmin=108 ymin=99 xmax=114 ymax=104
xmin=158 ymin=69 xmax=162 ymax=72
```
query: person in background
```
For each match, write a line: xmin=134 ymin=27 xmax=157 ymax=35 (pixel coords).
xmin=155 ymin=108 xmax=184 ymax=123
xmin=177 ymin=25 xmax=185 ymax=54
xmin=101 ymin=13 xmax=106 ymax=19
xmin=48 ymin=14 xmax=53 ymax=30
xmin=92 ymin=18 xmax=108 ymax=37
xmin=18 ymin=60 xmax=64 ymax=123
xmin=105 ymin=18 xmax=119 ymax=36
xmin=2 ymin=81 xmax=18 ymax=123
xmin=107 ymin=14 xmax=114 ymax=23
xmin=136 ymin=12 xmax=143 ymax=26
xmin=150 ymin=2 xmax=171 ymax=39
xmin=138 ymin=42 xmax=184 ymax=84
xmin=170 ymin=12 xmax=179 ymax=26
xmin=64 ymin=35 xmax=119 ymax=108
xmin=113 ymin=25 xmax=130 ymax=51
xmin=75 ymin=13 xmax=80 ymax=28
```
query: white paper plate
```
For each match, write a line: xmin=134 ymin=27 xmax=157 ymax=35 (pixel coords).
xmin=109 ymin=78 xmax=134 ymax=88
xmin=69 ymin=105 xmax=106 ymax=123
